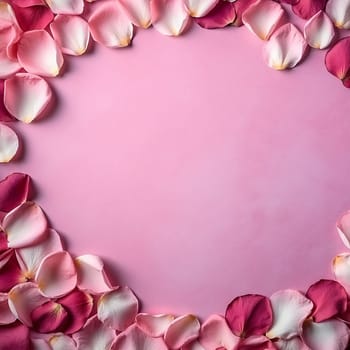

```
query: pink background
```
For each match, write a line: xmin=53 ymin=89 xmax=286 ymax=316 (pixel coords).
xmin=3 ymin=25 xmax=350 ymax=318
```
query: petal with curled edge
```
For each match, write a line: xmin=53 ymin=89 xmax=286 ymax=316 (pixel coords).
xmin=292 ymin=0 xmax=327 ymax=20
xmin=0 ymin=124 xmax=18 ymax=163
xmin=136 ymin=313 xmax=175 ymax=337
xmin=0 ymin=321 xmax=31 ymax=350
xmin=326 ymin=0 xmax=350 ymax=29
xmin=119 ymin=0 xmax=151 ymax=28
xmin=275 ymin=337 xmax=309 ymax=350
xmin=0 ymin=292 xmax=16 ymax=324
xmin=183 ymin=0 xmax=219 ymax=17
xmin=233 ymin=0 xmax=258 ymax=26
xmin=336 ymin=211 xmax=350 ymax=249
xmin=333 ymin=253 xmax=350 ymax=290
xmin=49 ymin=334 xmax=77 ymax=350
xmin=45 ymin=0 xmax=84 ymax=15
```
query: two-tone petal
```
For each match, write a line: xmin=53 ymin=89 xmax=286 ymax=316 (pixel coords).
xmin=184 ymin=0 xmax=219 ymax=17
xmin=119 ymin=0 xmax=151 ymax=28
xmin=326 ymin=0 xmax=350 ymax=29
xmin=333 ymin=253 xmax=350 ymax=290
xmin=0 ymin=124 xmax=18 ymax=163
xmin=45 ymin=0 xmax=84 ymax=15
xmin=292 ymin=0 xmax=327 ymax=20
xmin=136 ymin=313 xmax=175 ymax=337
xmin=0 ymin=292 xmax=16 ymax=324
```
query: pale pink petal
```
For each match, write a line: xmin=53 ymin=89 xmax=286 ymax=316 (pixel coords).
xmin=183 ymin=0 xmax=219 ymax=17
xmin=333 ymin=253 xmax=350 ymax=290
xmin=242 ymin=0 xmax=285 ymax=40
xmin=2 ymin=202 xmax=48 ymax=249
xmin=336 ymin=211 xmax=350 ymax=249
xmin=199 ymin=314 xmax=240 ymax=350
xmin=73 ymin=315 xmax=116 ymax=350
xmin=119 ymin=0 xmax=151 ymax=28
xmin=150 ymin=0 xmax=190 ymax=36
xmin=75 ymin=254 xmax=112 ymax=294
xmin=233 ymin=0 xmax=259 ymax=26
xmin=0 ymin=48 xmax=21 ymax=78
xmin=164 ymin=314 xmax=201 ymax=349
xmin=112 ymin=323 xmax=168 ymax=350
xmin=182 ymin=340 xmax=205 ymax=350
xmin=8 ymin=282 xmax=47 ymax=326
xmin=0 ymin=124 xmax=18 ymax=163
xmin=50 ymin=15 xmax=90 ymax=56
xmin=266 ymin=290 xmax=313 ymax=340
xmin=263 ymin=23 xmax=307 ymax=70
xmin=304 ymin=11 xmax=334 ymax=49
xmin=97 ymin=286 xmax=138 ymax=331
xmin=0 ymin=292 xmax=16 ymax=324
xmin=17 ymin=30 xmax=64 ymax=77
xmin=89 ymin=1 xmax=133 ymax=48
xmin=275 ymin=337 xmax=309 ymax=350
xmin=303 ymin=319 xmax=350 ymax=350
xmin=49 ymin=334 xmax=77 ymax=350
xmin=292 ymin=0 xmax=327 ymax=20
xmin=4 ymin=73 xmax=52 ymax=123
xmin=238 ymin=335 xmax=276 ymax=349
xmin=136 ymin=313 xmax=175 ymax=337
xmin=31 ymin=338 xmax=52 ymax=350
xmin=16 ymin=228 xmax=63 ymax=280
xmin=35 ymin=251 xmax=77 ymax=298
xmin=326 ymin=0 xmax=350 ymax=29
xmin=0 ymin=2 xmax=20 ymax=28
xmin=45 ymin=0 xmax=84 ymax=14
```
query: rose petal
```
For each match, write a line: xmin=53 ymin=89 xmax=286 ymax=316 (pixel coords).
xmin=225 ymin=294 xmax=273 ymax=337
xmin=0 ymin=252 xmax=24 ymax=292
xmin=164 ymin=314 xmax=201 ymax=349
xmin=119 ymin=0 xmax=151 ymax=28
xmin=275 ymin=337 xmax=309 ymax=350
xmin=333 ymin=253 xmax=350 ymax=290
xmin=263 ymin=23 xmax=307 ymax=70
xmin=10 ymin=0 xmax=44 ymax=8
xmin=266 ymin=290 xmax=313 ymax=340
xmin=0 ymin=292 xmax=16 ymax=324
xmin=199 ymin=314 xmax=240 ymax=350
xmin=304 ymin=11 xmax=334 ymax=49
xmin=306 ymin=279 xmax=347 ymax=322
xmin=73 ymin=315 xmax=116 ymax=350
xmin=0 ymin=46 xmax=21 ymax=79
xmin=31 ymin=338 xmax=52 ymax=350
xmin=136 ymin=313 xmax=175 ymax=337
xmin=0 ymin=123 xmax=18 ymax=163
xmin=49 ymin=334 xmax=77 ymax=350
xmin=238 ymin=335 xmax=276 ymax=350
xmin=292 ymin=0 xmax=327 ymax=20
xmin=75 ymin=254 xmax=112 ymax=294
xmin=303 ymin=319 xmax=350 ymax=350
xmin=326 ymin=0 xmax=350 ymax=29
xmin=183 ymin=0 xmax=219 ymax=17
xmin=17 ymin=30 xmax=64 ymax=77
xmin=0 ymin=81 xmax=14 ymax=122
xmin=0 ymin=321 xmax=31 ymax=350
xmin=0 ymin=2 xmax=20 ymax=28
xmin=88 ymin=0 xmax=133 ymax=48
xmin=150 ymin=0 xmax=190 ymax=36
xmin=45 ymin=0 xmax=84 ymax=15
xmin=50 ymin=15 xmax=90 ymax=56
xmin=337 ymin=211 xmax=350 ymax=249
xmin=233 ymin=0 xmax=258 ymax=26
xmin=97 ymin=286 xmax=138 ymax=331
xmin=35 ymin=251 xmax=77 ymax=298
xmin=182 ymin=340 xmax=205 ymax=350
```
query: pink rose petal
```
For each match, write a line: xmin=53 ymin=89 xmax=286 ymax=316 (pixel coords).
xmin=233 ymin=0 xmax=258 ymax=26
xmin=45 ymin=0 xmax=84 ymax=15
xmin=31 ymin=338 xmax=52 ymax=350
xmin=89 ymin=0 xmax=133 ymax=48
xmin=0 ymin=321 xmax=31 ymax=350
xmin=17 ymin=30 xmax=64 ymax=77
xmin=50 ymin=15 xmax=90 ymax=56
xmin=9 ymin=0 xmax=44 ymax=7
xmin=263 ymin=23 xmax=307 ymax=70
xmin=0 ymin=292 xmax=16 ymax=324
xmin=333 ymin=253 xmax=350 ymax=290
xmin=119 ymin=0 xmax=151 ymax=28
xmin=0 ymin=123 xmax=18 ymax=163
xmin=136 ymin=313 xmax=175 ymax=337
xmin=326 ymin=0 xmax=350 ymax=29
xmin=0 ymin=81 xmax=14 ymax=122
xmin=4 ymin=73 xmax=52 ymax=123
xmin=150 ymin=0 xmax=190 ymax=36
xmin=49 ymin=334 xmax=77 ymax=350
xmin=35 ymin=251 xmax=77 ymax=298
xmin=225 ymin=294 xmax=273 ymax=337
xmin=164 ymin=314 xmax=201 ymax=349
xmin=292 ymin=0 xmax=327 ymax=20
xmin=0 ymin=252 xmax=24 ymax=292
xmin=182 ymin=340 xmax=205 ymax=350
xmin=238 ymin=335 xmax=276 ymax=350
xmin=266 ymin=290 xmax=313 ymax=340
xmin=0 ymin=2 xmax=20 ymax=28
xmin=0 ymin=47 xmax=21 ymax=79
xmin=275 ymin=337 xmax=309 ymax=350
xmin=97 ymin=286 xmax=139 ymax=331
xmin=337 ymin=211 xmax=350 ymax=249
xmin=184 ymin=0 xmax=219 ymax=17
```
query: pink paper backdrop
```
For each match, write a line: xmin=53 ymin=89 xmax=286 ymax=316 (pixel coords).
xmin=2 ymin=25 xmax=350 ymax=318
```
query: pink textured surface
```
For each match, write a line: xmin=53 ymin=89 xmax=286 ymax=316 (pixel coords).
xmin=2 ymin=26 xmax=350 ymax=318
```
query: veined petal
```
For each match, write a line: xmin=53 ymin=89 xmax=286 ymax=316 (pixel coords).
xmin=233 ymin=0 xmax=258 ymax=26
xmin=75 ymin=254 xmax=112 ymax=294
xmin=292 ymin=0 xmax=327 ymax=20
xmin=266 ymin=290 xmax=313 ymax=340
xmin=88 ymin=0 xmax=133 ymax=48
xmin=50 ymin=15 xmax=90 ymax=56
xmin=275 ymin=337 xmax=309 ymax=350
xmin=49 ymin=334 xmax=77 ymax=350
xmin=263 ymin=23 xmax=307 ymax=70
xmin=136 ymin=313 xmax=175 ymax=337
xmin=0 ymin=123 xmax=18 ymax=163
xmin=333 ymin=253 xmax=350 ymax=290
xmin=97 ymin=286 xmax=138 ymax=331
xmin=326 ymin=0 xmax=350 ymax=29
xmin=164 ymin=314 xmax=201 ymax=349
xmin=150 ymin=0 xmax=190 ymax=36
xmin=304 ymin=11 xmax=334 ymax=49
xmin=0 ymin=321 xmax=31 ymax=350
xmin=4 ymin=73 xmax=52 ymax=123
xmin=17 ymin=30 xmax=64 ymax=77
xmin=183 ymin=0 xmax=219 ymax=17
xmin=336 ymin=211 xmax=350 ymax=249
xmin=0 ymin=292 xmax=16 ymax=324
xmin=119 ymin=0 xmax=151 ymax=28
xmin=45 ymin=0 xmax=84 ymax=14
xmin=303 ymin=319 xmax=350 ymax=350
xmin=2 ymin=202 xmax=48 ymax=249
xmin=73 ymin=315 xmax=116 ymax=350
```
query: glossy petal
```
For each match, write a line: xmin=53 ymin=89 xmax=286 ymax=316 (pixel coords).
xmin=0 ymin=292 xmax=16 ymax=324
xmin=337 ymin=211 xmax=350 ymax=248
xmin=303 ymin=319 xmax=350 ymax=350
xmin=45 ymin=0 xmax=84 ymax=14
xmin=225 ymin=294 xmax=273 ymax=337
xmin=164 ymin=314 xmax=201 ymax=349
xmin=73 ymin=315 xmax=116 ymax=350
xmin=292 ymin=0 xmax=326 ymax=20
xmin=333 ymin=253 xmax=350 ymax=290
xmin=326 ymin=0 xmax=350 ymax=29
xmin=150 ymin=0 xmax=190 ymax=36
xmin=266 ymin=290 xmax=313 ymax=340
xmin=17 ymin=30 xmax=64 ymax=77
xmin=0 ymin=2 xmax=20 ymax=27
xmin=75 ymin=254 xmax=112 ymax=294
xmin=119 ymin=0 xmax=151 ymax=28
xmin=184 ymin=0 xmax=219 ymax=17
xmin=243 ymin=0 xmax=285 ymax=40
xmin=4 ymin=73 xmax=52 ymax=123
xmin=50 ymin=15 xmax=90 ymax=56
xmin=49 ymin=334 xmax=77 ymax=350
xmin=0 ymin=321 xmax=31 ymax=350
xmin=97 ymin=286 xmax=138 ymax=331
xmin=136 ymin=313 xmax=175 ymax=337
xmin=304 ymin=11 xmax=334 ymax=49
xmin=233 ymin=0 xmax=258 ymax=26
xmin=0 ymin=123 xmax=18 ymax=163
xmin=275 ymin=337 xmax=309 ymax=350
xmin=0 ymin=47 xmax=21 ymax=79
xmin=199 ymin=314 xmax=240 ymax=350
xmin=0 ymin=252 xmax=24 ymax=291
xmin=10 ymin=0 xmax=44 ymax=7
xmin=306 ymin=279 xmax=347 ymax=322
xmin=89 ymin=1 xmax=133 ymax=48
xmin=263 ymin=23 xmax=307 ymax=70
xmin=2 ymin=202 xmax=48 ymax=249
